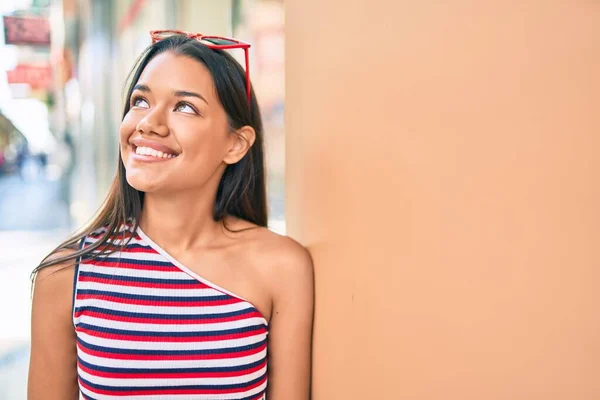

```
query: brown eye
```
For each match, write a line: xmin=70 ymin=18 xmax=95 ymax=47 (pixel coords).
xmin=174 ymin=102 xmax=197 ymax=114
xmin=131 ymin=96 xmax=149 ymax=108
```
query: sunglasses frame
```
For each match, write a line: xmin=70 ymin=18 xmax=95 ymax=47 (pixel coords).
xmin=150 ymin=29 xmax=252 ymax=105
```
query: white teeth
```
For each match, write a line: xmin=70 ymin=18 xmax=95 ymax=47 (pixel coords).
xmin=134 ymin=146 xmax=176 ymax=159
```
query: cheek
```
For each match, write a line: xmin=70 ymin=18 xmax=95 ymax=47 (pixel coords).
xmin=120 ymin=113 xmax=137 ymax=140
xmin=179 ymin=128 xmax=230 ymax=164
xmin=119 ymin=114 xmax=138 ymax=163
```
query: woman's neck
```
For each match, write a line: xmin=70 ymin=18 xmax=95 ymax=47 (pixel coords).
xmin=138 ymin=188 xmax=223 ymax=253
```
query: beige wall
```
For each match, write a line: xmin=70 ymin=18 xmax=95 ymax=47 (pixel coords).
xmin=286 ymin=2 xmax=600 ymax=399
xmin=177 ymin=0 xmax=233 ymax=36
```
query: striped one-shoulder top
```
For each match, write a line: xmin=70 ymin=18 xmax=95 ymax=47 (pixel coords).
xmin=72 ymin=225 xmax=269 ymax=399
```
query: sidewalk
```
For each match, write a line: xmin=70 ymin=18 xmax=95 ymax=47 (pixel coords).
xmin=0 ymin=173 xmax=70 ymax=231
xmin=0 ymin=229 xmax=71 ymax=400
xmin=0 ymin=171 xmax=72 ymax=399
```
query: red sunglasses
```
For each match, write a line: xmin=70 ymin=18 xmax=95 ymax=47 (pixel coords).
xmin=150 ymin=30 xmax=252 ymax=105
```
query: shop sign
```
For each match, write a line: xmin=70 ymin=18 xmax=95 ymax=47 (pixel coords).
xmin=3 ymin=15 xmax=51 ymax=46
xmin=6 ymin=64 xmax=52 ymax=90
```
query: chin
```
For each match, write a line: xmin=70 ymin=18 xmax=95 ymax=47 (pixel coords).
xmin=125 ymin=170 xmax=163 ymax=193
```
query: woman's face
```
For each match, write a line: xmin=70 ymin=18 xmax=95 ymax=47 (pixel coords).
xmin=119 ymin=51 xmax=234 ymax=194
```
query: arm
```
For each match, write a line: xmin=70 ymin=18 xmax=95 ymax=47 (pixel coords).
xmin=266 ymin=239 xmax=315 ymax=399
xmin=28 ymin=253 xmax=80 ymax=400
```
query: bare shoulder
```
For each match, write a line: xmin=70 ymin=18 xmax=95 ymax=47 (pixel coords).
xmin=34 ymin=248 xmax=78 ymax=286
xmin=225 ymin=216 xmax=312 ymax=271
xmin=29 ymin=248 xmax=80 ymax=399
xmin=247 ymin=228 xmax=314 ymax=297
xmin=32 ymin=248 xmax=79 ymax=318
xmin=223 ymin=217 xmax=313 ymax=301
xmin=253 ymin=228 xmax=311 ymax=269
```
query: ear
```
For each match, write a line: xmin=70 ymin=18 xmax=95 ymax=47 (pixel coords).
xmin=223 ymin=125 xmax=256 ymax=165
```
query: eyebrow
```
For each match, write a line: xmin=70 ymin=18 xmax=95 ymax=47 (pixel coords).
xmin=132 ymin=84 xmax=208 ymax=105
xmin=174 ymin=90 xmax=208 ymax=105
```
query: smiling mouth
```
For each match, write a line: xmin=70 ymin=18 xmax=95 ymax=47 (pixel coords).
xmin=133 ymin=145 xmax=179 ymax=159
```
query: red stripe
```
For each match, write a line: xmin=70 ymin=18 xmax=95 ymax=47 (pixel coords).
xmin=89 ymin=245 xmax=156 ymax=254
xmin=123 ymin=245 xmax=155 ymax=253
xmin=78 ymin=358 xmax=266 ymax=379
xmin=76 ymin=293 xmax=242 ymax=307
xmin=74 ymin=309 xmax=262 ymax=325
xmin=77 ymin=276 xmax=208 ymax=290
xmin=81 ymin=259 xmax=180 ymax=272
xmin=79 ymin=373 xmax=267 ymax=396
xmin=78 ymin=325 xmax=267 ymax=343
xmin=77 ymin=341 xmax=267 ymax=361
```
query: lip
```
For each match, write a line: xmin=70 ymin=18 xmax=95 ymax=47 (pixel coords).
xmin=128 ymin=137 xmax=180 ymax=163
xmin=130 ymin=152 xmax=176 ymax=163
xmin=129 ymin=137 xmax=180 ymax=156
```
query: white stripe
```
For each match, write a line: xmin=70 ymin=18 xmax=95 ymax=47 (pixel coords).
xmin=77 ymin=346 xmax=267 ymax=369
xmin=84 ymin=250 xmax=168 ymax=263
xmin=75 ymin=315 xmax=268 ymax=333
xmin=77 ymin=364 xmax=266 ymax=387
xmin=84 ymin=235 xmax=145 ymax=247
xmin=79 ymin=263 xmax=205 ymax=281
xmin=78 ymin=330 xmax=266 ymax=351
xmin=79 ymin=381 xmax=267 ymax=400
xmin=75 ymin=298 xmax=254 ymax=315
xmin=76 ymin=281 xmax=224 ymax=297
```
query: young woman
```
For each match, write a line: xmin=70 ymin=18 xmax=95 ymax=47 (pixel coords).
xmin=28 ymin=31 xmax=314 ymax=400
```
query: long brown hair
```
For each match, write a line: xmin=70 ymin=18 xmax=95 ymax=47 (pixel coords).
xmin=33 ymin=34 xmax=267 ymax=275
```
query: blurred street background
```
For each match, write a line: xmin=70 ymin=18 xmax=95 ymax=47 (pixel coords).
xmin=0 ymin=0 xmax=285 ymax=398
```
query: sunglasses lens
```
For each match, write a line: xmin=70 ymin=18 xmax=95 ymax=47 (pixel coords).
xmin=201 ymin=37 xmax=238 ymax=46
xmin=153 ymin=31 xmax=182 ymax=40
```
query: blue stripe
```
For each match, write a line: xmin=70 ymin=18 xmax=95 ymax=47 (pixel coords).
xmin=77 ymin=336 xmax=267 ymax=356
xmin=74 ymin=305 xmax=255 ymax=320
xmin=82 ymin=255 xmax=173 ymax=267
xmin=79 ymin=271 xmax=199 ymax=285
xmin=78 ymin=355 xmax=264 ymax=374
xmin=79 ymin=373 xmax=266 ymax=392
xmin=77 ymin=289 xmax=232 ymax=303
xmin=117 ymin=243 xmax=151 ymax=251
xmin=78 ymin=322 xmax=266 ymax=338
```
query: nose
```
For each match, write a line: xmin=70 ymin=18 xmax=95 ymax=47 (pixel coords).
xmin=135 ymin=108 xmax=169 ymax=137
